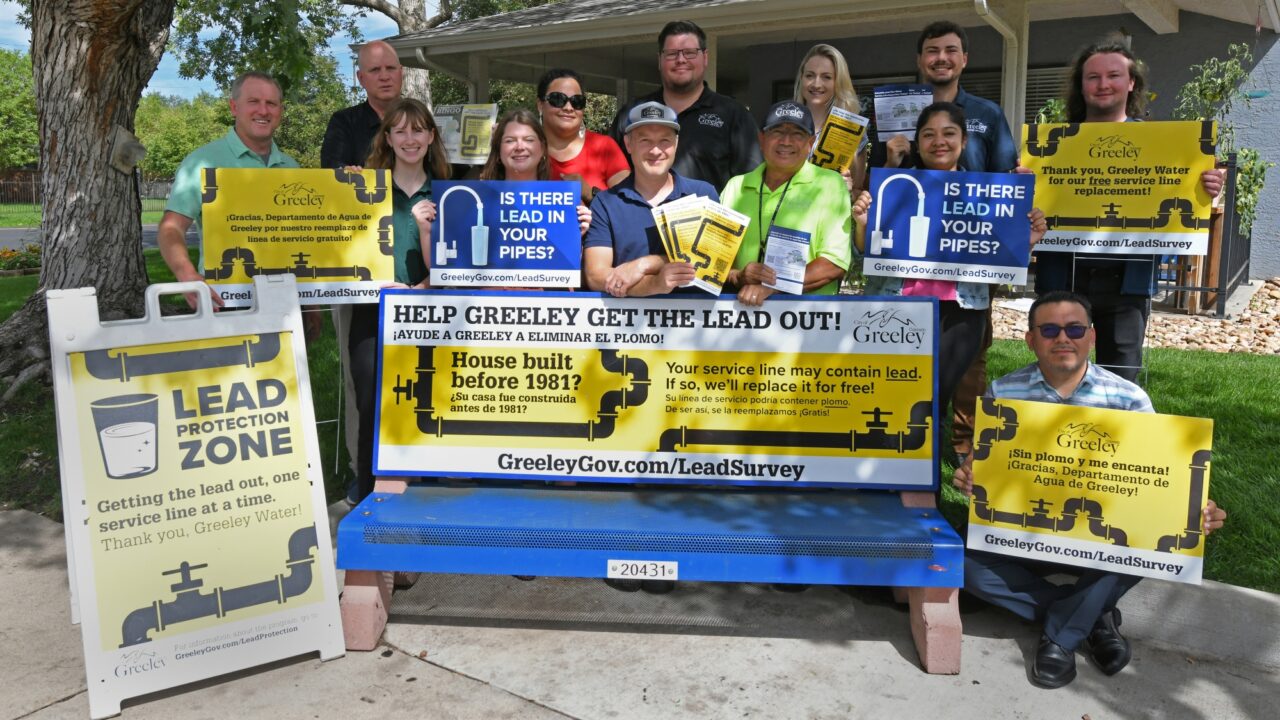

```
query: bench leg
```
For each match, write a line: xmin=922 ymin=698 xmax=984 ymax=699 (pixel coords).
xmin=341 ymin=570 xmax=394 ymax=651
xmin=371 ymin=478 xmax=420 ymax=590
xmin=907 ymin=586 xmax=961 ymax=674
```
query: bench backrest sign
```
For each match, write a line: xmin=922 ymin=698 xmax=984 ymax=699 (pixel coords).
xmin=375 ymin=291 xmax=939 ymax=490
xmin=47 ymin=277 xmax=343 ymax=719
xmin=201 ymin=167 xmax=394 ymax=307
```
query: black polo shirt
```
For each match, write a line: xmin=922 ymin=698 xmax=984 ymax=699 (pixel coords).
xmin=611 ymin=83 xmax=762 ymax=192
xmin=321 ymin=100 xmax=382 ymax=169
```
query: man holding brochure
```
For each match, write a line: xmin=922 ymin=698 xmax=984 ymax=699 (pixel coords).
xmin=952 ymin=290 xmax=1227 ymax=689
xmin=584 ymin=102 xmax=716 ymax=297
xmin=722 ymin=100 xmax=852 ymax=306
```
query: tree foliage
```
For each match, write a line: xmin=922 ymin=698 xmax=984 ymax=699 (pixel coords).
xmin=0 ymin=48 xmax=38 ymax=170
xmin=134 ymin=93 xmax=227 ymax=179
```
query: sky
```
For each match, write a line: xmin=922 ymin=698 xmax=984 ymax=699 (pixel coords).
xmin=0 ymin=1 xmax=405 ymax=97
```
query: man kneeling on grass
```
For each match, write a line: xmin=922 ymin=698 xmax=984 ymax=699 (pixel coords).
xmin=951 ymin=290 xmax=1227 ymax=688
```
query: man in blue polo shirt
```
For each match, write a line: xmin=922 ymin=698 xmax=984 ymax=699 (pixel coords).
xmin=157 ymin=71 xmax=299 ymax=308
xmin=584 ymin=101 xmax=718 ymax=297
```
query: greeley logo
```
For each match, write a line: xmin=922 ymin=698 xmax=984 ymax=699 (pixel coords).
xmin=776 ymin=104 xmax=805 ymax=119
xmin=273 ymin=182 xmax=324 ymax=207
xmin=641 ymin=106 xmax=665 ymax=119
xmin=851 ymin=309 xmax=926 ymax=348
xmin=114 ymin=649 xmax=166 ymax=678
xmin=1088 ymin=135 xmax=1141 ymax=160
xmin=1056 ymin=422 xmax=1119 ymax=455
xmin=966 ymin=119 xmax=989 ymax=135
xmin=698 ymin=112 xmax=725 ymax=128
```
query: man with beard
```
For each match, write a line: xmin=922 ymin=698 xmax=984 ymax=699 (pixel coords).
xmin=611 ymin=20 xmax=761 ymax=191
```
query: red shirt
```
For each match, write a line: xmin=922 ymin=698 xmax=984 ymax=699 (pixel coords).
xmin=548 ymin=131 xmax=629 ymax=191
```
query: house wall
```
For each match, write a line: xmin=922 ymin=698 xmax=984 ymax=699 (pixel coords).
xmin=744 ymin=12 xmax=1280 ymax=278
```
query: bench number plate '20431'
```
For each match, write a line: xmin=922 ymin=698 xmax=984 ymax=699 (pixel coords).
xmin=607 ymin=560 xmax=678 ymax=580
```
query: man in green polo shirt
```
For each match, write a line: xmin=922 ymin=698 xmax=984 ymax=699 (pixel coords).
xmin=157 ymin=71 xmax=299 ymax=308
xmin=723 ymin=100 xmax=851 ymax=306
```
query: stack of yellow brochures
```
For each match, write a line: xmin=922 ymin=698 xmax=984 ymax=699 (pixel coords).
xmin=651 ymin=196 xmax=750 ymax=295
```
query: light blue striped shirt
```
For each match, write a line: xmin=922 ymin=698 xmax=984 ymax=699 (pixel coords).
xmin=987 ymin=362 xmax=1154 ymax=413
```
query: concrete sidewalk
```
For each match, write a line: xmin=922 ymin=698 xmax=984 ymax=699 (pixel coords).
xmin=4 ymin=507 xmax=1276 ymax=720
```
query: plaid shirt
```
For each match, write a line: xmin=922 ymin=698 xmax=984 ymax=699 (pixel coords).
xmin=987 ymin=361 xmax=1154 ymax=413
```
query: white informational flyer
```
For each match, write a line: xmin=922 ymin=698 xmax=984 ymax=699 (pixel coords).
xmin=762 ymin=226 xmax=811 ymax=295
xmin=873 ymin=84 xmax=933 ymax=142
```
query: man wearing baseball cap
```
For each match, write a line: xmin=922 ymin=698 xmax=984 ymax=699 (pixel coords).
xmin=584 ymin=101 xmax=720 ymax=298
xmin=722 ymin=100 xmax=852 ymax=306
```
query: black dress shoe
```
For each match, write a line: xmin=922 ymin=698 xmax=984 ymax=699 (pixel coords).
xmin=1087 ymin=608 xmax=1131 ymax=675
xmin=1032 ymin=634 xmax=1077 ymax=688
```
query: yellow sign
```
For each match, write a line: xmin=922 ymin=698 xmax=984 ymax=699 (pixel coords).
xmin=967 ymin=398 xmax=1213 ymax=583
xmin=69 ymin=332 xmax=326 ymax=649
xmin=434 ymin=103 xmax=499 ymax=165
xmin=811 ymin=105 xmax=870 ymax=173
xmin=376 ymin=292 xmax=938 ymax=488
xmin=201 ymin=167 xmax=394 ymax=306
xmin=1021 ymin=120 xmax=1216 ymax=255
xmin=652 ymin=196 xmax=749 ymax=295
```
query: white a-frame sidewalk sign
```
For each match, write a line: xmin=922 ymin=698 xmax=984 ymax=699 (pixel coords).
xmin=47 ymin=276 xmax=343 ymax=718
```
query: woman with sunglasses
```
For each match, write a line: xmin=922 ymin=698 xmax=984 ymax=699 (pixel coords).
xmin=856 ymin=102 xmax=1047 ymax=432
xmin=344 ymin=98 xmax=451 ymax=503
xmin=537 ymin=68 xmax=630 ymax=205
xmin=479 ymin=109 xmax=592 ymax=237
xmin=793 ymin=43 xmax=866 ymax=191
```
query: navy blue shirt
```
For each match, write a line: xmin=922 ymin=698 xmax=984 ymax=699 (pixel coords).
xmin=584 ymin=172 xmax=719 ymax=266
xmin=870 ymin=86 xmax=1018 ymax=173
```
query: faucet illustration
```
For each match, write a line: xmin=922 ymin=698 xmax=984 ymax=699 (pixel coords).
xmin=437 ymin=185 xmax=487 ymax=266
xmin=871 ymin=173 xmax=930 ymax=258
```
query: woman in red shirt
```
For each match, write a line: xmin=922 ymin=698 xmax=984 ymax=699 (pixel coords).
xmin=537 ymin=68 xmax=630 ymax=204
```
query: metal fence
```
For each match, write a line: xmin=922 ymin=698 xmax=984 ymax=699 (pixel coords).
xmin=0 ymin=177 xmax=171 ymax=227
xmin=1156 ymin=153 xmax=1252 ymax=317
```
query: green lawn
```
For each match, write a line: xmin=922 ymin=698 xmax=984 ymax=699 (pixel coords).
xmin=0 ymin=201 xmax=166 ymax=228
xmin=0 ymin=271 xmax=1274 ymax=592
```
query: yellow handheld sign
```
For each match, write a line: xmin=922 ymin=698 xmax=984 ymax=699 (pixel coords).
xmin=967 ymin=398 xmax=1213 ymax=584
xmin=1021 ymin=120 xmax=1216 ymax=255
xmin=201 ymin=167 xmax=394 ymax=306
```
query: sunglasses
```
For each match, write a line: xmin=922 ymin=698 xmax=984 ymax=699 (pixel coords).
xmin=542 ymin=92 xmax=586 ymax=110
xmin=1033 ymin=323 xmax=1089 ymax=339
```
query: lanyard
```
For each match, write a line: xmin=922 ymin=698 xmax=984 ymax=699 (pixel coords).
xmin=756 ymin=176 xmax=793 ymax=260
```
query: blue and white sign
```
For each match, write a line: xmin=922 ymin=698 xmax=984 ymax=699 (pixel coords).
xmin=864 ymin=168 xmax=1034 ymax=285
xmin=431 ymin=180 xmax=582 ymax=287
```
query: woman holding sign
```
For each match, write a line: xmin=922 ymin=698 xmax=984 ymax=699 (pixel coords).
xmin=537 ymin=68 xmax=630 ymax=205
xmin=479 ymin=109 xmax=592 ymax=237
xmin=345 ymin=98 xmax=452 ymax=502
xmin=856 ymin=102 xmax=1048 ymax=429
xmin=793 ymin=44 xmax=866 ymax=192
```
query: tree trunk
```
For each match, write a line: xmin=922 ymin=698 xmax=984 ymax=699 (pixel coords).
xmin=398 ymin=0 xmax=431 ymax=106
xmin=0 ymin=1 xmax=174 ymax=392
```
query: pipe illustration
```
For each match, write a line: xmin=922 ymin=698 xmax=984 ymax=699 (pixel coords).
xmin=202 ymin=167 xmax=220 ymax=203
xmin=973 ymin=397 xmax=1019 ymax=461
xmin=376 ymin=214 xmax=394 ymax=256
xmin=1045 ymin=196 xmax=1212 ymax=232
xmin=119 ymin=525 xmax=318 ymax=647
xmin=665 ymin=215 xmax=701 ymax=264
xmin=656 ymin=401 xmax=931 ymax=454
xmin=1156 ymin=449 xmax=1211 ymax=552
xmin=203 ymin=248 xmax=374 ymax=281
xmin=687 ymin=216 xmax=748 ymax=280
xmin=1022 ymin=123 xmax=1083 ymax=157
xmin=332 ymin=167 xmax=390 ymax=204
xmin=437 ymin=185 xmax=485 ymax=266
xmin=394 ymin=346 xmax=648 ymax=440
xmin=1198 ymin=120 xmax=1216 ymax=156
xmin=812 ymin=122 xmax=863 ymax=168
xmin=870 ymin=174 xmax=929 ymax=257
xmin=971 ymin=485 xmax=1129 ymax=546
xmin=84 ymin=333 xmax=281 ymax=382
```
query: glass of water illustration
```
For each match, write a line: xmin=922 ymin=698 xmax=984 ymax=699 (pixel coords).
xmin=90 ymin=394 xmax=159 ymax=479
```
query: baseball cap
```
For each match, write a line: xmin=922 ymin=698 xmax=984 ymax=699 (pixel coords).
xmin=624 ymin=101 xmax=680 ymax=133
xmin=762 ymin=100 xmax=814 ymax=135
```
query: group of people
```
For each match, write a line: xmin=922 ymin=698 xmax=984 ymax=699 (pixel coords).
xmin=156 ymin=18 xmax=1228 ymax=690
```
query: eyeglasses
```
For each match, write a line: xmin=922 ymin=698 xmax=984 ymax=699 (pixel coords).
xmin=660 ymin=48 xmax=705 ymax=61
xmin=1033 ymin=323 xmax=1089 ymax=339
xmin=542 ymin=92 xmax=586 ymax=110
